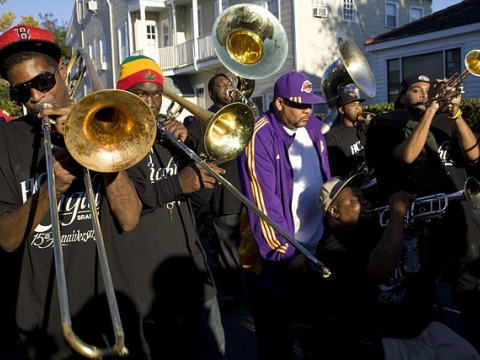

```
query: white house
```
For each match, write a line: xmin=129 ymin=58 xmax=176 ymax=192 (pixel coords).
xmin=365 ymin=0 xmax=480 ymax=105
xmin=66 ymin=0 xmax=433 ymax=115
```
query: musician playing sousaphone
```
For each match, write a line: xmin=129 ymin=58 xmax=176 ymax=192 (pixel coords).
xmin=366 ymin=72 xmax=480 ymax=352
xmin=0 ymin=24 xmax=147 ymax=358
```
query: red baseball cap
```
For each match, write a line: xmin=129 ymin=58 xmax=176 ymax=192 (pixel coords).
xmin=0 ymin=24 xmax=61 ymax=66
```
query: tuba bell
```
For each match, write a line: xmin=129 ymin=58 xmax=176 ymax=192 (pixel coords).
xmin=212 ymin=3 xmax=288 ymax=80
xmin=321 ymin=32 xmax=376 ymax=133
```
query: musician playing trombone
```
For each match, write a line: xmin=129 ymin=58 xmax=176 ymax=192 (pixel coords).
xmin=0 ymin=25 xmax=145 ymax=358
xmin=366 ymin=73 xmax=480 ymax=352
xmin=115 ymin=55 xmax=227 ymax=359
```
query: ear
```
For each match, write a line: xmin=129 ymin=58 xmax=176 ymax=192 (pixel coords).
xmin=274 ymin=97 xmax=283 ymax=111
xmin=58 ymin=61 xmax=68 ymax=82
xmin=327 ymin=205 xmax=339 ymax=219
xmin=338 ymin=106 xmax=345 ymax=115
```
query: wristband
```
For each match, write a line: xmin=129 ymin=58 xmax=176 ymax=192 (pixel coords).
xmin=449 ymin=108 xmax=462 ymax=120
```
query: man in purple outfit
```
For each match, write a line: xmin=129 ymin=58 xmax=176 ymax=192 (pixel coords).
xmin=237 ymin=71 xmax=330 ymax=359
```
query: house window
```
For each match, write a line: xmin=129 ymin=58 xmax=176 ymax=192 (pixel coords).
xmin=197 ymin=5 xmax=204 ymax=36
xmin=385 ymin=2 xmax=398 ymax=28
xmin=88 ymin=41 xmax=95 ymax=64
xmin=266 ymin=0 xmax=279 ymax=18
xmin=146 ymin=24 xmax=156 ymax=41
xmin=99 ymin=35 xmax=107 ymax=70
xmin=214 ymin=0 xmax=229 ymax=16
xmin=409 ymin=6 xmax=423 ymax=22
xmin=76 ymin=0 xmax=84 ymax=20
xmin=343 ymin=0 xmax=356 ymax=23
xmin=161 ymin=19 xmax=170 ymax=47
xmin=387 ymin=58 xmax=400 ymax=103
xmin=118 ymin=24 xmax=128 ymax=63
xmin=195 ymin=86 xmax=206 ymax=109
xmin=445 ymin=48 xmax=461 ymax=78
xmin=387 ymin=50 xmax=459 ymax=103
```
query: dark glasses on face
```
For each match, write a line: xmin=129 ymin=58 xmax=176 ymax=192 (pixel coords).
xmin=10 ymin=68 xmax=58 ymax=104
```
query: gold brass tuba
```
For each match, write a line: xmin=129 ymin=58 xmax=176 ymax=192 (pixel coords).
xmin=212 ymin=3 xmax=288 ymax=80
xmin=321 ymin=32 xmax=376 ymax=133
xmin=42 ymin=49 xmax=156 ymax=358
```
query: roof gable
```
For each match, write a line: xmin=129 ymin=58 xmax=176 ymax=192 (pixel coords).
xmin=366 ymin=0 xmax=478 ymax=45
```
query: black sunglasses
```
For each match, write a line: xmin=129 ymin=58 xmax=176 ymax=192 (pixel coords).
xmin=10 ymin=68 xmax=58 ymax=104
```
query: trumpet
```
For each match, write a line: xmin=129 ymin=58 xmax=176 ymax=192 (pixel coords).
xmin=371 ymin=177 xmax=480 ymax=226
xmin=428 ymin=49 xmax=480 ymax=109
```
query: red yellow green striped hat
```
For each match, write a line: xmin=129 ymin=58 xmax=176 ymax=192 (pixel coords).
xmin=116 ymin=55 xmax=164 ymax=90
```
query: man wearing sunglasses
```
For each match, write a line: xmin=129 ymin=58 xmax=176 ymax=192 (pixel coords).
xmin=0 ymin=24 xmax=146 ymax=359
xmin=237 ymin=71 xmax=330 ymax=359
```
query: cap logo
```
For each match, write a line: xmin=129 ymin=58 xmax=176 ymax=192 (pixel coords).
xmin=301 ymin=80 xmax=313 ymax=94
xmin=144 ymin=70 xmax=156 ymax=81
xmin=15 ymin=26 xmax=30 ymax=40
xmin=418 ymin=75 xmax=430 ymax=82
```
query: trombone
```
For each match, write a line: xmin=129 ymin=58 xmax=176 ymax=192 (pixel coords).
xmin=43 ymin=49 xmax=156 ymax=358
xmin=371 ymin=177 xmax=480 ymax=227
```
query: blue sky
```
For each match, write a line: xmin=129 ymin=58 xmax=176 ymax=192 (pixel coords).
xmin=0 ymin=0 xmax=463 ymax=27
xmin=0 ymin=0 xmax=74 ymax=25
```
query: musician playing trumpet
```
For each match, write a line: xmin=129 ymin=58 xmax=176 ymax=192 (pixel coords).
xmin=299 ymin=175 xmax=480 ymax=359
xmin=366 ymin=73 xmax=480 ymax=352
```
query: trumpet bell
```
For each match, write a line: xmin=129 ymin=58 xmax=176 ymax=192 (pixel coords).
xmin=64 ymin=89 xmax=157 ymax=173
xmin=212 ymin=3 xmax=288 ymax=80
xmin=465 ymin=177 xmax=480 ymax=209
xmin=204 ymin=102 xmax=255 ymax=165
xmin=465 ymin=49 xmax=480 ymax=77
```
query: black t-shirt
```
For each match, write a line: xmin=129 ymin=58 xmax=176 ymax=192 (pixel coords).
xmin=366 ymin=109 xmax=480 ymax=283
xmin=325 ymin=122 xmax=368 ymax=178
xmin=366 ymin=110 xmax=467 ymax=201
xmin=125 ymin=140 xmax=216 ymax=316
xmin=316 ymin=220 xmax=435 ymax=339
xmin=0 ymin=116 xmax=137 ymax=359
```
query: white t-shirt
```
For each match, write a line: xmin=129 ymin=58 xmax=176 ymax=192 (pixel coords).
xmin=285 ymin=126 xmax=324 ymax=253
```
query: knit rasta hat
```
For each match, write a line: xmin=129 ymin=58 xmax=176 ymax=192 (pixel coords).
xmin=116 ymin=55 xmax=164 ymax=90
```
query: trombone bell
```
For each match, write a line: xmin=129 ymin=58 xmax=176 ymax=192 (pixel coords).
xmin=204 ymin=103 xmax=255 ymax=165
xmin=64 ymin=89 xmax=156 ymax=173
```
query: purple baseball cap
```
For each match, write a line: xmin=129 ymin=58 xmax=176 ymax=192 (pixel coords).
xmin=274 ymin=71 xmax=325 ymax=105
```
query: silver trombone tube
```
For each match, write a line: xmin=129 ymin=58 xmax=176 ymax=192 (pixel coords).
xmin=158 ymin=123 xmax=332 ymax=278
xmin=42 ymin=117 xmax=128 ymax=358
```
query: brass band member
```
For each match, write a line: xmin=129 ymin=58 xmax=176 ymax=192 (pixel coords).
xmin=366 ymin=73 xmax=480 ymax=352
xmin=0 ymin=25 xmax=143 ymax=358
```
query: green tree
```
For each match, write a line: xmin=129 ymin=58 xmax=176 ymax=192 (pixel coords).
xmin=39 ymin=12 xmax=70 ymax=59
